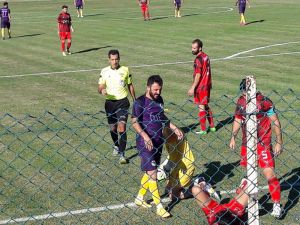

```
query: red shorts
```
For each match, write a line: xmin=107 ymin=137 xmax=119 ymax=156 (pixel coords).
xmin=240 ymin=144 xmax=275 ymax=168
xmin=141 ymin=4 xmax=148 ymax=12
xmin=60 ymin=32 xmax=71 ymax=40
xmin=203 ymin=199 xmax=245 ymax=225
xmin=194 ymin=89 xmax=210 ymax=105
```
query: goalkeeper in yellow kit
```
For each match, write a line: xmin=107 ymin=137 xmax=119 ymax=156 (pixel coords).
xmin=159 ymin=127 xmax=220 ymax=204
xmin=159 ymin=127 xmax=195 ymax=200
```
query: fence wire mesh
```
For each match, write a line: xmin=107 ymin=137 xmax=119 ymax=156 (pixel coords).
xmin=0 ymin=89 xmax=299 ymax=224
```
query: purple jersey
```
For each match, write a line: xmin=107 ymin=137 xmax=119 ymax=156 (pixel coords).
xmin=132 ymin=95 xmax=168 ymax=148
xmin=0 ymin=7 xmax=10 ymax=21
xmin=75 ymin=0 xmax=83 ymax=6
xmin=238 ymin=0 xmax=247 ymax=5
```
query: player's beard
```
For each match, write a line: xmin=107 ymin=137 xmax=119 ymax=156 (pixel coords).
xmin=192 ymin=50 xmax=199 ymax=55
xmin=149 ymin=90 xmax=160 ymax=100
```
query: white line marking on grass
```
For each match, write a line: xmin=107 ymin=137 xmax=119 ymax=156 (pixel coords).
xmin=225 ymin=41 xmax=300 ymax=59
xmin=1 ymin=51 xmax=300 ymax=79
xmin=0 ymin=183 xmax=298 ymax=224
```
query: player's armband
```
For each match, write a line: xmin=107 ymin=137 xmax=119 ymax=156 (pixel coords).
xmin=266 ymin=108 xmax=275 ymax=117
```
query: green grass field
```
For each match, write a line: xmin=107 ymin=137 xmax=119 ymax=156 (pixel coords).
xmin=0 ymin=0 xmax=299 ymax=224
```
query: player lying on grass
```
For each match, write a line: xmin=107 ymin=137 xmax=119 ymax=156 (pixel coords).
xmin=192 ymin=177 xmax=249 ymax=225
xmin=158 ymin=127 xmax=220 ymax=204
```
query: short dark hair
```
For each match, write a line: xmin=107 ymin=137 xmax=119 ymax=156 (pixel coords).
xmin=147 ymin=75 xmax=163 ymax=87
xmin=192 ymin=39 xmax=203 ymax=48
xmin=239 ymin=79 xmax=246 ymax=91
xmin=3 ymin=2 xmax=8 ymax=6
xmin=108 ymin=49 xmax=120 ymax=58
xmin=62 ymin=5 xmax=68 ymax=9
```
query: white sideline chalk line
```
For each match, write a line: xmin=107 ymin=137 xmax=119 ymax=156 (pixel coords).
xmin=0 ymin=183 xmax=299 ymax=224
xmin=1 ymin=50 xmax=300 ymax=79
xmin=224 ymin=41 xmax=300 ymax=59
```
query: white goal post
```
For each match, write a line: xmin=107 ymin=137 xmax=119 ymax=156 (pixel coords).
xmin=245 ymin=76 xmax=260 ymax=225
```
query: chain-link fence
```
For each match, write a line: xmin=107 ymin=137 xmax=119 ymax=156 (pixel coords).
xmin=0 ymin=89 xmax=299 ymax=224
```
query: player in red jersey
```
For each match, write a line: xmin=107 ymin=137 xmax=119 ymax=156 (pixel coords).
xmin=229 ymin=79 xmax=283 ymax=218
xmin=57 ymin=5 xmax=74 ymax=56
xmin=192 ymin=177 xmax=249 ymax=225
xmin=137 ymin=0 xmax=150 ymax=21
xmin=189 ymin=39 xmax=215 ymax=135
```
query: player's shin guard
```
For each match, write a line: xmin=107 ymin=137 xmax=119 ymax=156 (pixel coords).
xmin=241 ymin=14 xmax=246 ymax=24
xmin=61 ymin=41 xmax=65 ymax=52
xmin=148 ymin=180 xmax=161 ymax=205
xmin=118 ymin=131 xmax=127 ymax=156
xmin=1 ymin=28 xmax=4 ymax=38
xmin=67 ymin=41 xmax=71 ymax=50
xmin=110 ymin=130 xmax=119 ymax=147
xmin=206 ymin=106 xmax=215 ymax=128
xmin=198 ymin=111 xmax=207 ymax=131
xmin=268 ymin=177 xmax=281 ymax=203
xmin=137 ymin=173 xmax=149 ymax=198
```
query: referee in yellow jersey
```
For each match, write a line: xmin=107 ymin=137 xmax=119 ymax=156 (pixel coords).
xmin=98 ymin=49 xmax=136 ymax=164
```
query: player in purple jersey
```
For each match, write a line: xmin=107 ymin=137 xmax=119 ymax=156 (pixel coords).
xmin=0 ymin=2 xmax=11 ymax=40
xmin=174 ymin=0 xmax=183 ymax=18
xmin=74 ymin=0 xmax=85 ymax=18
xmin=132 ymin=75 xmax=183 ymax=218
xmin=236 ymin=0 xmax=250 ymax=25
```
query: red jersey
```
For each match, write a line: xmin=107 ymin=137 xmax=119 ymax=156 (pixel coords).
xmin=235 ymin=92 xmax=274 ymax=147
xmin=193 ymin=51 xmax=212 ymax=91
xmin=57 ymin=12 xmax=72 ymax=32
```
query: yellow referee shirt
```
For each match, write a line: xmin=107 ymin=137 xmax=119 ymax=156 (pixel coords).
xmin=98 ymin=66 xmax=132 ymax=100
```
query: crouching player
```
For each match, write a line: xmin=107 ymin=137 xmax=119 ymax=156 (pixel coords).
xmin=192 ymin=178 xmax=249 ymax=225
xmin=158 ymin=127 xmax=219 ymax=203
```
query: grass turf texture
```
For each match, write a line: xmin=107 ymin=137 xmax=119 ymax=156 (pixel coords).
xmin=0 ymin=0 xmax=299 ymax=224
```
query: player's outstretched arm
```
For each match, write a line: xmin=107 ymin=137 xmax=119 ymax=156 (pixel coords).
xmin=270 ymin=114 xmax=283 ymax=157
xmin=230 ymin=118 xmax=241 ymax=150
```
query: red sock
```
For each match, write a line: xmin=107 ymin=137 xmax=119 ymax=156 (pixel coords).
xmin=198 ymin=111 xmax=207 ymax=131
xmin=201 ymin=200 xmax=219 ymax=225
xmin=67 ymin=42 xmax=71 ymax=50
xmin=61 ymin=42 xmax=65 ymax=52
xmin=268 ymin=177 xmax=281 ymax=203
xmin=206 ymin=106 xmax=215 ymax=128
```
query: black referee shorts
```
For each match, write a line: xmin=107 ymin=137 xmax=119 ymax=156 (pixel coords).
xmin=104 ymin=97 xmax=130 ymax=125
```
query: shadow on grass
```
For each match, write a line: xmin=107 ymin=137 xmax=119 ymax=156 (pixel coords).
xmin=215 ymin=116 xmax=234 ymax=131
xmin=195 ymin=160 xmax=240 ymax=185
xmin=72 ymin=46 xmax=112 ymax=54
xmin=84 ymin=13 xmax=104 ymax=18
xmin=180 ymin=123 xmax=199 ymax=134
xmin=245 ymin=19 xmax=265 ymax=26
xmin=11 ymin=33 xmax=44 ymax=39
